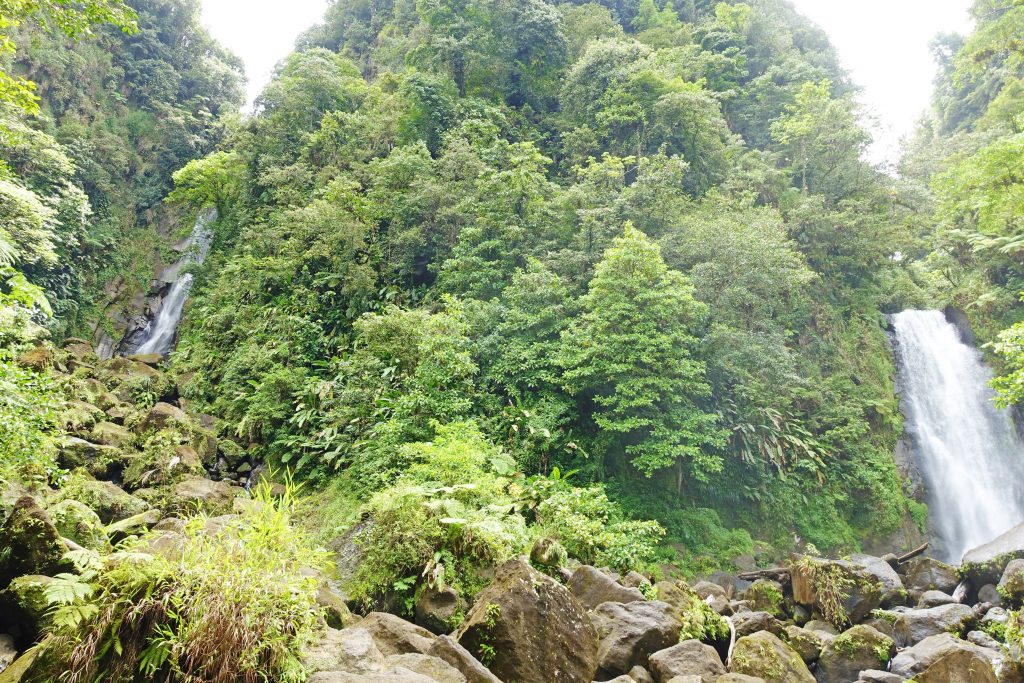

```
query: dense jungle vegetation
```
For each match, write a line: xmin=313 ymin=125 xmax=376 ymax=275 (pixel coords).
xmin=2 ymin=0 xmax=1024 ymax=679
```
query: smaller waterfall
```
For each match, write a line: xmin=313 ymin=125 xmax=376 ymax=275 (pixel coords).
xmin=892 ymin=309 xmax=1024 ymax=562
xmin=134 ymin=208 xmax=215 ymax=356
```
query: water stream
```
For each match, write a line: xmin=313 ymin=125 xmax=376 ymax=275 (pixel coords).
xmin=891 ymin=309 xmax=1024 ymax=562
xmin=133 ymin=208 xmax=215 ymax=356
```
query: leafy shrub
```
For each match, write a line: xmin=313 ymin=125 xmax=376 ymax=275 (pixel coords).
xmin=0 ymin=358 xmax=62 ymax=480
xmin=535 ymin=486 xmax=665 ymax=572
xmin=42 ymin=482 xmax=327 ymax=683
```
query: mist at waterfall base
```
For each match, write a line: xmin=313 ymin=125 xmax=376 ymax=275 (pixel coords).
xmin=892 ymin=309 xmax=1024 ymax=562
xmin=134 ymin=209 xmax=215 ymax=356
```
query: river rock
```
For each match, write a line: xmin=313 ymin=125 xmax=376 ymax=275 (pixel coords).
xmin=850 ymin=554 xmax=905 ymax=607
xmin=856 ymin=671 xmax=902 ymax=683
xmin=814 ymin=624 xmax=894 ymax=683
xmin=718 ymin=676 xmax=766 ymax=683
xmin=169 ymin=477 xmax=242 ymax=515
xmin=381 ymin=653 xmax=466 ymax=682
xmin=56 ymin=478 xmax=149 ymax=523
xmin=591 ymin=600 xmax=682 ymax=678
xmin=962 ymin=522 xmax=1024 ymax=586
xmin=902 ymin=557 xmax=960 ymax=595
xmin=45 ymin=499 xmax=106 ymax=550
xmin=57 ymin=437 xmax=124 ymax=478
xmin=648 ymin=640 xmax=726 ymax=682
xmin=997 ymin=559 xmax=1024 ymax=606
xmin=303 ymin=627 xmax=385 ymax=674
xmin=90 ymin=420 xmax=133 ymax=447
xmin=732 ymin=611 xmax=785 ymax=638
xmin=781 ymin=625 xmax=823 ymax=664
xmin=140 ymin=402 xmax=188 ymax=432
xmin=791 ymin=558 xmax=883 ymax=624
xmin=893 ymin=603 xmax=976 ymax=645
xmin=0 ymin=497 xmax=67 ymax=588
xmin=568 ymin=565 xmax=645 ymax=610
xmin=694 ymin=581 xmax=728 ymax=600
xmin=979 ymin=583 xmax=1002 ymax=606
xmin=729 ymin=631 xmax=814 ymax=683
xmin=890 ymin=633 xmax=997 ymax=679
xmin=457 ymin=559 xmax=598 ymax=683
xmin=360 ymin=612 xmax=435 ymax=656
xmin=427 ymin=635 xmax=502 ymax=683
xmin=918 ymin=590 xmax=955 ymax=607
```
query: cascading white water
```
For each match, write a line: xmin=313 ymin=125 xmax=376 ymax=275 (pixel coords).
xmin=892 ymin=309 xmax=1024 ymax=562
xmin=134 ymin=208 xmax=215 ymax=356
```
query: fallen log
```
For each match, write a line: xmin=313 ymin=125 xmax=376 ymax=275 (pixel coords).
xmin=896 ymin=542 xmax=929 ymax=565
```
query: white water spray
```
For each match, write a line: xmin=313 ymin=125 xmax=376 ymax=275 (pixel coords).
xmin=892 ymin=309 xmax=1024 ymax=562
xmin=134 ymin=208 xmax=215 ymax=356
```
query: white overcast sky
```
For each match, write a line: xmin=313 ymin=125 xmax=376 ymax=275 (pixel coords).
xmin=199 ymin=0 xmax=974 ymax=165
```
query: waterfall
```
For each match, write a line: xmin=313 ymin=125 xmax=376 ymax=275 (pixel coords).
xmin=891 ymin=309 xmax=1024 ymax=562
xmin=133 ymin=208 xmax=215 ymax=356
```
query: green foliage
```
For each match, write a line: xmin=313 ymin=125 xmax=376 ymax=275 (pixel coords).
xmin=43 ymin=480 xmax=327 ymax=683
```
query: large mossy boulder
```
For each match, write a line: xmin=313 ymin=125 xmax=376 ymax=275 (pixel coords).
xmin=902 ymin=557 xmax=960 ymax=596
xmin=997 ymin=558 xmax=1024 ymax=606
xmin=892 ymin=603 xmax=975 ymax=646
xmin=814 ymin=624 xmax=894 ymax=683
xmin=962 ymin=522 xmax=1024 ymax=586
xmin=57 ymin=437 xmax=125 ymax=478
xmin=45 ymin=499 xmax=107 ymax=550
xmin=140 ymin=402 xmax=188 ymax=433
xmin=849 ymin=554 xmax=905 ymax=607
xmin=0 ymin=497 xmax=67 ymax=588
xmin=457 ymin=559 xmax=598 ymax=683
xmin=168 ymin=477 xmax=242 ymax=515
xmin=415 ymin=584 xmax=465 ymax=635
xmin=648 ymin=640 xmax=726 ymax=682
xmin=729 ymin=631 xmax=814 ymax=683
xmin=54 ymin=477 xmax=149 ymax=524
xmin=591 ymin=600 xmax=682 ymax=678
xmin=791 ymin=558 xmax=883 ymax=625
xmin=90 ymin=421 xmax=133 ymax=447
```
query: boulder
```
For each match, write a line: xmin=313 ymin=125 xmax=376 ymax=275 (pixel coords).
xmin=743 ymin=580 xmax=785 ymax=617
xmin=169 ymin=477 xmax=242 ymax=515
xmin=318 ymin=584 xmax=356 ymax=630
xmin=967 ymin=630 xmax=1002 ymax=650
xmin=850 ymin=554 xmax=905 ymax=607
xmin=856 ymin=671 xmax=903 ymax=683
xmin=105 ymin=508 xmax=163 ymax=537
xmin=55 ymin=478 xmax=149 ymax=523
xmin=791 ymin=558 xmax=882 ymax=624
xmin=962 ymin=523 xmax=1024 ymax=586
xmin=45 ymin=499 xmax=107 ymax=550
xmin=717 ymin=676 xmax=766 ymax=683
xmin=59 ymin=400 xmax=104 ymax=432
xmin=997 ymin=558 xmax=1024 ymax=606
xmin=383 ymin=653 xmax=467 ymax=682
xmin=140 ymin=402 xmax=188 ymax=432
xmin=694 ymin=581 xmax=728 ymax=600
xmin=457 ymin=559 xmax=598 ymax=683
xmin=127 ymin=353 xmax=163 ymax=366
xmin=629 ymin=665 xmax=656 ymax=683
xmin=360 ymin=612 xmax=436 ymax=656
xmin=57 ymin=437 xmax=123 ymax=478
xmin=648 ymin=640 xmax=726 ymax=683
xmin=917 ymin=590 xmax=955 ymax=608
xmin=902 ymin=557 xmax=960 ymax=595
xmin=306 ymin=671 xmax=438 ymax=683
xmin=729 ymin=631 xmax=814 ymax=683
xmin=415 ymin=584 xmax=466 ymax=635
xmin=979 ymin=584 xmax=1003 ymax=606
xmin=569 ymin=565 xmax=646 ymax=610
xmin=427 ymin=635 xmax=502 ymax=683
xmin=892 ymin=603 xmax=975 ymax=646
xmin=781 ymin=626 xmax=823 ymax=664
xmin=90 ymin=421 xmax=133 ymax=447
xmin=17 ymin=346 xmax=52 ymax=371
xmin=303 ymin=627 xmax=385 ymax=674
xmin=890 ymin=633 xmax=997 ymax=680
xmin=732 ymin=611 xmax=785 ymax=638
xmin=591 ymin=600 xmax=682 ymax=677
xmin=0 ymin=497 xmax=67 ymax=588
xmin=916 ymin=649 xmax=998 ymax=683
xmin=814 ymin=625 xmax=894 ymax=683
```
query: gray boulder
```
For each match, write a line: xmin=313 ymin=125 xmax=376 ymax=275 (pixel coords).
xmin=415 ymin=584 xmax=466 ymax=635
xmin=893 ymin=603 xmax=975 ymax=646
xmin=782 ymin=625 xmax=824 ymax=664
xmin=360 ymin=612 xmax=435 ymax=656
xmin=592 ymin=600 xmax=682 ymax=678
xmin=648 ymin=640 xmax=726 ymax=683
xmin=303 ymin=627 xmax=384 ymax=674
xmin=731 ymin=611 xmax=785 ymax=638
xmin=850 ymin=554 xmax=905 ymax=607
xmin=917 ymin=590 xmax=955 ymax=608
xmin=902 ymin=557 xmax=960 ymax=595
xmin=962 ymin=522 xmax=1024 ymax=586
xmin=569 ymin=565 xmax=646 ymax=610
xmin=997 ymin=558 xmax=1024 ymax=606
xmin=427 ymin=635 xmax=502 ymax=683
xmin=457 ymin=559 xmax=598 ymax=683
xmin=890 ymin=633 xmax=998 ymax=680
xmin=814 ymin=625 xmax=894 ymax=683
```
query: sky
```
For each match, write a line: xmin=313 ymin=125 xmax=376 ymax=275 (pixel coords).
xmin=199 ymin=0 xmax=975 ymax=166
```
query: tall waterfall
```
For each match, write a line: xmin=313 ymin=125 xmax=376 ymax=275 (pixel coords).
xmin=892 ymin=309 xmax=1024 ymax=562
xmin=134 ymin=208 xmax=215 ymax=356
